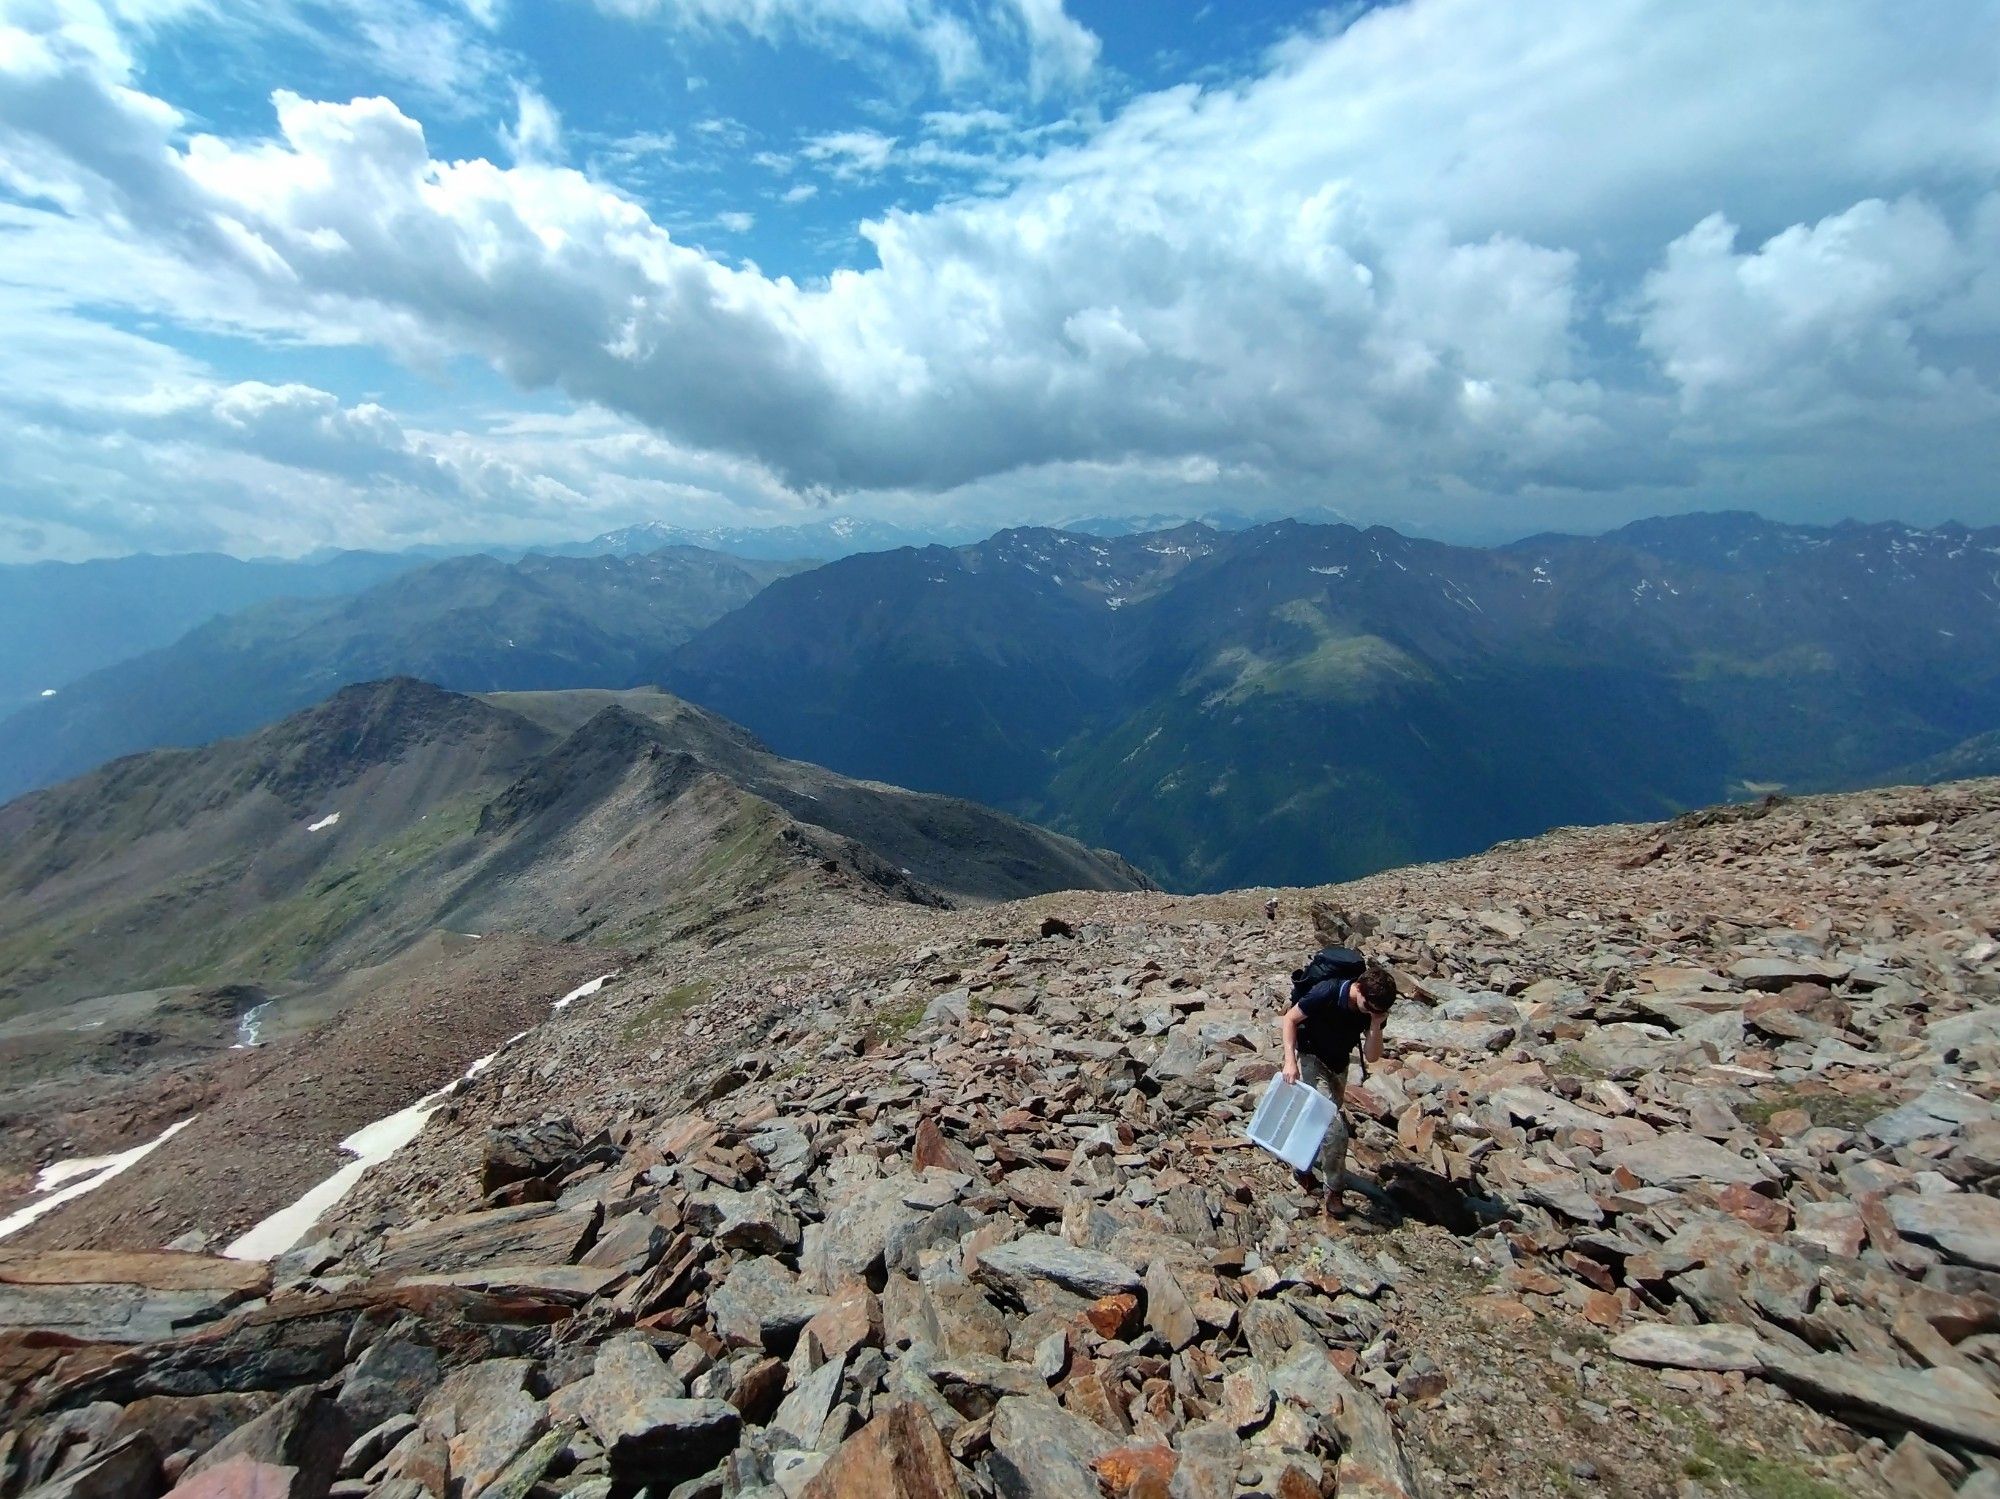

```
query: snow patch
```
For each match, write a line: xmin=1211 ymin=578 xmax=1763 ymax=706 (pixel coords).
xmin=0 ymin=1119 xmax=197 ymax=1241
xmin=552 ymin=973 xmax=618 ymax=1012
xmin=306 ymin=812 xmax=340 ymax=832
xmin=231 ymin=1000 xmax=274 ymax=1049
xmin=224 ymin=977 xmax=615 ymax=1260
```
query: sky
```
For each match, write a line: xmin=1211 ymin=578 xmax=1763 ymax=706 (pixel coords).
xmin=0 ymin=0 xmax=1997 ymax=561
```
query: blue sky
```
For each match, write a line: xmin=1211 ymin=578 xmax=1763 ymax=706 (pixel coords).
xmin=1 ymin=0 xmax=1997 ymax=559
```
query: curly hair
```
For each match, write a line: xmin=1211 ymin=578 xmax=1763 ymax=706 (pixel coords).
xmin=1356 ymin=961 xmax=1398 ymax=1013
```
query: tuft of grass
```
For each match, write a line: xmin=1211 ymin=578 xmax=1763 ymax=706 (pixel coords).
xmin=1545 ymin=1047 xmax=1594 ymax=1079
xmin=1683 ymin=1430 xmax=1846 ymax=1499
xmin=865 ymin=993 xmax=930 ymax=1048
xmin=1740 ymin=1087 xmax=1875 ymax=1133
xmin=619 ymin=980 xmax=711 ymax=1042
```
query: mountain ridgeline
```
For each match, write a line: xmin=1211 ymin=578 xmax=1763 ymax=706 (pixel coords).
xmin=0 ymin=678 xmax=1147 ymax=1019
xmin=2 ymin=513 xmax=1996 ymax=893
xmin=665 ymin=513 xmax=2000 ymax=889
xmin=0 ymin=548 xmax=804 ymax=801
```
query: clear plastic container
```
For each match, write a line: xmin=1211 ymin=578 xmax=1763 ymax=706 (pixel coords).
xmin=1245 ymin=1074 xmax=1337 ymax=1170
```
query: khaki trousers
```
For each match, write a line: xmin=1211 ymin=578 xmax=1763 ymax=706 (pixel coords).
xmin=1297 ymin=1051 xmax=1350 ymax=1191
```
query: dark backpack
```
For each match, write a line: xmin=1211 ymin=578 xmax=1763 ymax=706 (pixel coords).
xmin=1290 ymin=946 xmax=1366 ymax=1005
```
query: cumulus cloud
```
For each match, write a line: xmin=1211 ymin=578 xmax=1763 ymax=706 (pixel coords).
xmin=1639 ymin=197 xmax=1998 ymax=430
xmin=2 ymin=0 xmax=1998 ymax=559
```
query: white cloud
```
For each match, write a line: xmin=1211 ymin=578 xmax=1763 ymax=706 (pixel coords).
xmin=715 ymin=208 xmax=754 ymax=232
xmin=2 ymin=0 xmax=1998 ymax=560
xmin=779 ymin=182 xmax=818 ymax=204
xmin=1003 ymin=0 xmax=1096 ymax=95
xmin=801 ymin=127 xmax=897 ymax=178
xmin=500 ymin=82 xmax=562 ymax=162
xmin=1639 ymin=197 xmax=1995 ymax=427
xmin=588 ymin=0 xmax=1093 ymax=93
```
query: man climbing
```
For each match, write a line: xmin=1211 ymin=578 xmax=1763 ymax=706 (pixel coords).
xmin=1279 ymin=957 xmax=1396 ymax=1218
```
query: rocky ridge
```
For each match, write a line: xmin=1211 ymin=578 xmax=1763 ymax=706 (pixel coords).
xmin=1 ymin=779 xmax=1997 ymax=1497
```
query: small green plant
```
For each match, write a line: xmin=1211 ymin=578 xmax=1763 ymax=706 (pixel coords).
xmin=1739 ymin=1087 xmax=1875 ymax=1133
xmin=618 ymin=980 xmax=711 ymax=1042
xmin=1545 ymin=1047 xmax=1593 ymax=1079
xmin=865 ymin=993 xmax=930 ymax=1047
xmin=1684 ymin=1429 xmax=1846 ymax=1499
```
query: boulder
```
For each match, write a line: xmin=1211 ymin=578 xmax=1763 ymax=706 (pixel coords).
xmin=986 ymin=1396 xmax=1114 ymax=1499
xmin=1889 ymin=1193 xmax=2000 ymax=1272
xmin=972 ymin=1236 xmax=1140 ymax=1304
xmin=711 ymin=1257 xmax=829 ymax=1354
xmin=807 ymin=1177 xmax=924 ymax=1293
xmin=20 ymin=1434 xmax=162 ymax=1499
xmin=798 ymin=1400 xmax=958 ymax=1499
xmin=481 ymin=1117 xmax=586 ymax=1196
xmin=574 ymin=1339 xmax=741 ymax=1490
xmin=1763 ymin=1349 xmax=2000 ymax=1453
xmin=1728 ymin=955 xmax=1851 ymax=990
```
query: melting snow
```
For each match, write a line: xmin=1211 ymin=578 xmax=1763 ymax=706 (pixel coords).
xmin=39 ymin=688 xmax=56 ymax=698
xmin=551 ymin=973 xmax=618 ymax=1012
xmin=225 ymin=976 xmax=615 ymax=1260
xmin=1309 ymin=565 xmax=1346 ymax=577
xmin=0 ymin=1119 xmax=197 ymax=1241
xmin=231 ymin=1000 xmax=274 ymax=1049
xmin=306 ymin=812 xmax=340 ymax=833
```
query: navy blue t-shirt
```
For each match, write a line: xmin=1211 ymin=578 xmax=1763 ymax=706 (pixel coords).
xmin=1296 ymin=978 xmax=1369 ymax=1070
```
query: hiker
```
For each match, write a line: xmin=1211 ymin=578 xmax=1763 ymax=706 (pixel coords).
xmin=1279 ymin=954 xmax=1396 ymax=1217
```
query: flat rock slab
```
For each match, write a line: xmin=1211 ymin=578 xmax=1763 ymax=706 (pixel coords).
xmin=1606 ymin=1136 xmax=1774 ymax=1189
xmin=973 ymin=1236 xmax=1140 ymax=1303
xmin=0 ymin=1251 xmax=270 ymax=1345
xmin=1728 ymin=955 xmax=1850 ymax=990
xmin=1609 ymin=1323 xmax=1770 ymax=1372
xmin=375 ymin=1203 xmax=599 ymax=1277
xmin=1889 ymin=1194 xmax=2000 ymax=1272
xmin=0 ymin=1253 xmax=269 ymax=1296
xmin=396 ymin=1263 xmax=621 ymax=1301
xmin=1764 ymin=1349 xmax=2000 ymax=1453
xmin=165 ymin=1457 xmax=296 ymax=1499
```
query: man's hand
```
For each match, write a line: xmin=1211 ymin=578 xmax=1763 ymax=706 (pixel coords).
xmin=1281 ymin=1056 xmax=1300 ymax=1086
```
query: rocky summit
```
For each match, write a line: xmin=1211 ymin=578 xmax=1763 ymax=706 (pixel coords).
xmin=1 ymin=777 xmax=1997 ymax=1498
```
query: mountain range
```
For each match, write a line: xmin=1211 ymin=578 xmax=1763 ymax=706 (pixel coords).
xmin=666 ymin=512 xmax=2000 ymax=887
xmin=0 ymin=677 xmax=1145 ymax=1020
xmin=0 ymin=548 xmax=801 ymax=802
xmin=0 ymin=549 xmax=429 ymax=714
xmin=3 ymin=512 xmax=1995 ymax=892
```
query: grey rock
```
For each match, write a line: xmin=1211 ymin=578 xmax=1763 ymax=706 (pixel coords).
xmin=1889 ymin=1192 xmax=2000 ymax=1271
xmin=985 ymin=1396 xmax=1114 ymax=1499
xmin=712 ymin=1258 xmax=829 ymax=1354
xmin=1608 ymin=1323 xmax=1770 ymax=1372
xmin=1605 ymin=1135 xmax=1775 ymax=1189
xmin=971 ymin=1235 xmax=1140 ymax=1303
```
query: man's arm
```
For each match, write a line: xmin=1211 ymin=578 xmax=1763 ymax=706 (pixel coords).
xmin=1280 ymin=1004 xmax=1304 ymax=1084
xmin=1363 ymin=1009 xmax=1386 ymax=1065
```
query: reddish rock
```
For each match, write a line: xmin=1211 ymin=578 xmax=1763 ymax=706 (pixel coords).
xmin=164 ymin=1457 xmax=294 ymax=1499
xmin=1093 ymin=1441 xmax=1177 ymax=1498
xmin=799 ymin=1400 xmax=958 ymax=1499
xmin=912 ymin=1119 xmax=981 ymax=1178
xmin=1083 ymin=1293 xmax=1140 ymax=1341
